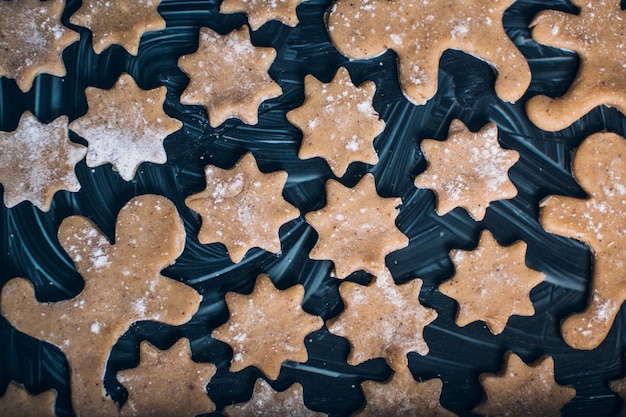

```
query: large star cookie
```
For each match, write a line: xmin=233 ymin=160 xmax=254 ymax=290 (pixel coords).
xmin=326 ymin=0 xmax=530 ymax=105
xmin=185 ymin=152 xmax=299 ymax=263
xmin=212 ymin=274 xmax=323 ymax=380
xmin=0 ymin=381 xmax=57 ymax=417
xmin=305 ymin=173 xmax=408 ymax=279
xmin=178 ymin=27 xmax=282 ymax=127
xmin=0 ymin=111 xmax=86 ymax=211
xmin=69 ymin=73 xmax=182 ymax=181
xmin=286 ymin=67 xmax=385 ymax=177
xmin=527 ymin=1 xmax=626 ymax=131
xmin=414 ymin=119 xmax=519 ymax=221
xmin=540 ymin=132 xmax=626 ymax=350
xmin=220 ymin=0 xmax=306 ymax=30
xmin=1 ymin=195 xmax=202 ymax=417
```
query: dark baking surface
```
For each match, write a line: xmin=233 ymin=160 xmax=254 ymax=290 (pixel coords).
xmin=1 ymin=0 xmax=625 ymax=415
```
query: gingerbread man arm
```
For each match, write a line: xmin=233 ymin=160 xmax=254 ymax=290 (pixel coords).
xmin=58 ymin=216 xmax=112 ymax=277
xmin=530 ymin=10 xmax=580 ymax=50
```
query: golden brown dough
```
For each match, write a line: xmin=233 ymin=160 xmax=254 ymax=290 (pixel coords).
xmin=220 ymin=0 xmax=306 ymax=30
xmin=0 ymin=381 xmax=57 ymax=417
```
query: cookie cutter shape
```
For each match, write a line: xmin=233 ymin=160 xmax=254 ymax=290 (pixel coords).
xmin=0 ymin=381 xmax=57 ymax=417
xmin=220 ymin=0 xmax=306 ymax=30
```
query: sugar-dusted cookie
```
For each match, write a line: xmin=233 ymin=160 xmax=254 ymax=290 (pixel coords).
xmin=0 ymin=111 xmax=86 ymax=211
xmin=439 ymin=230 xmax=544 ymax=335
xmin=327 ymin=271 xmax=436 ymax=371
xmin=212 ymin=274 xmax=323 ymax=380
xmin=1 ymin=194 xmax=202 ymax=417
xmin=540 ymin=132 xmax=626 ymax=350
xmin=473 ymin=352 xmax=575 ymax=416
xmin=69 ymin=0 xmax=165 ymax=55
xmin=0 ymin=0 xmax=78 ymax=92
xmin=527 ymin=1 xmax=626 ymax=131
xmin=185 ymin=152 xmax=299 ymax=263
xmin=69 ymin=73 xmax=182 ymax=181
xmin=222 ymin=379 xmax=326 ymax=417
xmin=117 ymin=338 xmax=216 ymax=417
xmin=0 ymin=381 xmax=57 ymax=417
xmin=326 ymin=0 xmax=530 ymax=105
xmin=178 ymin=27 xmax=282 ymax=127
xmin=220 ymin=0 xmax=306 ymax=30
xmin=305 ymin=173 xmax=408 ymax=279
xmin=286 ymin=67 xmax=385 ymax=177
xmin=414 ymin=119 xmax=519 ymax=221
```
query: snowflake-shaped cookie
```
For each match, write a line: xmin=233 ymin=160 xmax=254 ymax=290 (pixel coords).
xmin=414 ymin=119 xmax=519 ymax=221
xmin=286 ymin=67 xmax=385 ymax=177
xmin=0 ymin=111 xmax=86 ymax=211
xmin=69 ymin=73 xmax=182 ymax=181
xmin=220 ymin=0 xmax=306 ymax=30
xmin=439 ymin=230 xmax=545 ymax=335
xmin=305 ymin=173 xmax=408 ymax=279
xmin=0 ymin=381 xmax=57 ymax=417
xmin=1 ymin=195 xmax=202 ymax=417
xmin=178 ymin=27 xmax=282 ymax=127
xmin=69 ymin=0 xmax=165 ymax=55
xmin=326 ymin=0 xmax=530 ymax=105
xmin=185 ymin=152 xmax=299 ymax=263
xmin=212 ymin=274 xmax=323 ymax=380
xmin=118 ymin=338 xmax=216 ymax=417
xmin=540 ymin=132 xmax=626 ymax=350
xmin=527 ymin=1 xmax=626 ymax=131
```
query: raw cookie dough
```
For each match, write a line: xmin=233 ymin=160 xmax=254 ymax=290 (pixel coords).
xmin=69 ymin=73 xmax=182 ymax=181
xmin=439 ymin=230 xmax=544 ymax=335
xmin=0 ymin=381 xmax=57 ymax=417
xmin=540 ymin=132 xmax=626 ymax=350
xmin=185 ymin=152 xmax=299 ymax=263
xmin=0 ymin=111 xmax=86 ymax=211
xmin=117 ymin=338 xmax=216 ymax=417
xmin=212 ymin=274 xmax=323 ymax=380
xmin=0 ymin=0 xmax=78 ymax=92
xmin=220 ymin=0 xmax=306 ymax=30
xmin=305 ymin=173 xmax=408 ymax=279
xmin=414 ymin=119 xmax=519 ymax=221
xmin=527 ymin=0 xmax=626 ymax=131
xmin=286 ymin=67 xmax=385 ymax=177
xmin=609 ymin=371 xmax=626 ymax=417
xmin=0 ymin=194 xmax=202 ymax=417
xmin=178 ymin=26 xmax=282 ymax=127
xmin=326 ymin=0 xmax=530 ymax=105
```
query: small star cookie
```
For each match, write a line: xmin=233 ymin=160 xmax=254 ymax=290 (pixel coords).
xmin=326 ymin=0 xmax=530 ymax=105
xmin=212 ymin=274 xmax=323 ymax=380
xmin=0 ymin=381 xmax=57 ymax=417
xmin=178 ymin=27 xmax=283 ymax=127
xmin=69 ymin=73 xmax=182 ymax=181
xmin=286 ymin=67 xmax=385 ymax=177
xmin=610 ymin=369 xmax=626 ymax=417
xmin=540 ymin=132 xmax=626 ymax=350
xmin=220 ymin=0 xmax=306 ymax=30
xmin=414 ymin=119 xmax=519 ymax=221
xmin=185 ymin=152 xmax=299 ymax=263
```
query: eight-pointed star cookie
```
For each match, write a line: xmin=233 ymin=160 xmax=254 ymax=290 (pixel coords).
xmin=0 ymin=194 xmax=202 ymax=417
xmin=327 ymin=271 xmax=437 ymax=371
xmin=185 ymin=152 xmax=299 ymax=263
xmin=0 ymin=0 xmax=79 ymax=92
xmin=286 ymin=67 xmax=385 ymax=177
xmin=527 ymin=0 xmax=626 ymax=131
xmin=69 ymin=0 xmax=165 ymax=55
xmin=220 ymin=0 xmax=306 ymax=30
xmin=178 ymin=27 xmax=282 ymax=127
xmin=0 ymin=381 xmax=57 ymax=417
xmin=69 ymin=73 xmax=182 ymax=181
xmin=439 ymin=230 xmax=545 ymax=335
xmin=117 ymin=338 xmax=216 ymax=417
xmin=540 ymin=132 xmax=626 ymax=350
xmin=0 ymin=111 xmax=86 ymax=211
xmin=414 ymin=119 xmax=519 ymax=221
xmin=326 ymin=0 xmax=530 ymax=105
xmin=212 ymin=274 xmax=323 ymax=380
xmin=305 ymin=173 xmax=408 ymax=279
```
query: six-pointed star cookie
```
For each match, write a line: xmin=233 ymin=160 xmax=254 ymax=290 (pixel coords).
xmin=527 ymin=0 xmax=626 ymax=131
xmin=0 ymin=0 xmax=79 ymax=91
xmin=414 ymin=119 xmax=519 ymax=221
xmin=326 ymin=0 xmax=530 ymax=105
xmin=178 ymin=27 xmax=282 ymax=127
xmin=212 ymin=274 xmax=323 ymax=380
xmin=185 ymin=152 xmax=299 ymax=263
xmin=69 ymin=73 xmax=182 ymax=181
xmin=286 ymin=67 xmax=385 ymax=177
xmin=220 ymin=0 xmax=306 ymax=30
xmin=305 ymin=173 xmax=408 ymax=279
xmin=0 ymin=381 xmax=57 ymax=417
xmin=0 ymin=112 xmax=86 ymax=211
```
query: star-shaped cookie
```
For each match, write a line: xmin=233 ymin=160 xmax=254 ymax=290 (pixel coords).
xmin=0 ymin=381 xmax=57 ymax=417
xmin=610 ymin=364 xmax=626 ymax=417
xmin=286 ymin=67 xmax=385 ymax=177
xmin=220 ymin=0 xmax=306 ymax=30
